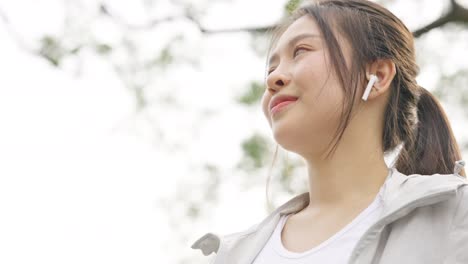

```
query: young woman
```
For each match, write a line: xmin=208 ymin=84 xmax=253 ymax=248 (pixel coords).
xmin=192 ymin=0 xmax=467 ymax=263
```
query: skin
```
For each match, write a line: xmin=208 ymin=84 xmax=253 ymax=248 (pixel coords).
xmin=261 ymin=15 xmax=396 ymax=251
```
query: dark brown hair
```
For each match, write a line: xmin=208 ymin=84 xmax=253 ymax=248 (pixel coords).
xmin=264 ymin=0 xmax=465 ymax=203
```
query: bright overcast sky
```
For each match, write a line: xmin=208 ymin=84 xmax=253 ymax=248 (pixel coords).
xmin=0 ymin=0 xmax=467 ymax=264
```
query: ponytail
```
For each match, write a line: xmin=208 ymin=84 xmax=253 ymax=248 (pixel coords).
xmin=396 ymin=87 xmax=465 ymax=177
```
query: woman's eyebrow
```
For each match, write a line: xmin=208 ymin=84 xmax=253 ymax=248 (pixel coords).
xmin=268 ymin=33 xmax=320 ymax=66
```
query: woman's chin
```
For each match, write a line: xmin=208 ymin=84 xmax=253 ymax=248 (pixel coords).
xmin=272 ymin=129 xmax=301 ymax=152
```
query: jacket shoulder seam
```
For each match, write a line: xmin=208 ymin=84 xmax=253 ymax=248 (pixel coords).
xmin=448 ymin=184 xmax=468 ymax=232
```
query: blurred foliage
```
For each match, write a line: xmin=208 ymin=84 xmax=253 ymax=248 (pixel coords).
xmin=202 ymin=164 xmax=221 ymax=202
xmin=236 ymin=133 xmax=270 ymax=172
xmin=237 ymin=81 xmax=265 ymax=105
xmin=152 ymin=46 xmax=173 ymax=68
xmin=285 ymin=0 xmax=303 ymax=15
xmin=3 ymin=1 xmax=468 ymax=263
xmin=23 ymin=0 xmax=468 ymax=222
xmin=156 ymin=163 xmax=220 ymax=225
xmin=39 ymin=35 xmax=65 ymax=66
xmin=437 ymin=69 xmax=468 ymax=112
xmin=94 ymin=43 xmax=112 ymax=54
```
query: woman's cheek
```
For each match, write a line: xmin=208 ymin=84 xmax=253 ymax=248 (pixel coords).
xmin=296 ymin=55 xmax=321 ymax=76
xmin=261 ymin=93 xmax=272 ymax=122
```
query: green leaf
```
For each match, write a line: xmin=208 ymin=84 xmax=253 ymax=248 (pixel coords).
xmin=39 ymin=35 xmax=64 ymax=67
xmin=95 ymin=43 xmax=112 ymax=54
xmin=237 ymin=81 xmax=264 ymax=105
xmin=285 ymin=0 xmax=302 ymax=15
xmin=186 ymin=202 xmax=200 ymax=218
xmin=237 ymin=133 xmax=269 ymax=171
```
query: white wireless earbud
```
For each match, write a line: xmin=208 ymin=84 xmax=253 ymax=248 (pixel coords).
xmin=362 ymin=74 xmax=378 ymax=101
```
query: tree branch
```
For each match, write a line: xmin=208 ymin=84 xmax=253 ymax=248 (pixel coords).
xmin=413 ymin=0 xmax=468 ymax=37
xmin=0 ymin=7 xmax=39 ymax=56
xmin=99 ymin=3 xmax=276 ymax=34
xmin=2 ymin=0 xmax=468 ymax=66
xmin=100 ymin=1 xmax=468 ymax=37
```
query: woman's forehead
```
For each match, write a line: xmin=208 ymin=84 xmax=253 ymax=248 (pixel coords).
xmin=268 ymin=16 xmax=322 ymax=65
xmin=268 ymin=14 xmax=353 ymax=69
xmin=274 ymin=16 xmax=321 ymax=48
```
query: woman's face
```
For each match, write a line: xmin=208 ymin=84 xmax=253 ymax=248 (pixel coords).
xmin=261 ymin=15 xmax=352 ymax=157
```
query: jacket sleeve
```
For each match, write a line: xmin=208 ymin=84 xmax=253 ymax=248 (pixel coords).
xmin=444 ymin=184 xmax=468 ymax=263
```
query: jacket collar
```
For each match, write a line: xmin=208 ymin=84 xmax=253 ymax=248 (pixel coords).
xmin=192 ymin=165 xmax=467 ymax=263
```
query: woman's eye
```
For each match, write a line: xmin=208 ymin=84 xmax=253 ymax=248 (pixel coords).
xmin=293 ymin=47 xmax=308 ymax=57
xmin=267 ymin=47 xmax=308 ymax=75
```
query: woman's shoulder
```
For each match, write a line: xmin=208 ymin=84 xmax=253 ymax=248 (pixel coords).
xmin=451 ymin=183 xmax=468 ymax=220
xmin=190 ymin=221 xmax=262 ymax=256
xmin=190 ymin=192 xmax=309 ymax=256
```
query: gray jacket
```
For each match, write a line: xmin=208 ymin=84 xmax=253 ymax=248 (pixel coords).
xmin=192 ymin=160 xmax=467 ymax=264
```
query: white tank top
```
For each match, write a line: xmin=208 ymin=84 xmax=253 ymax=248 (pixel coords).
xmin=252 ymin=179 xmax=388 ymax=263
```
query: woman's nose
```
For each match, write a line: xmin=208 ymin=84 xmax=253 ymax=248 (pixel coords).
xmin=266 ymin=69 xmax=291 ymax=91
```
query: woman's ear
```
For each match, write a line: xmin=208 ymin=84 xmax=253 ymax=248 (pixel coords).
xmin=365 ymin=59 xmax=396 ymax=100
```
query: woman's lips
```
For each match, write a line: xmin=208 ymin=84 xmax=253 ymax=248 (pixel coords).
xmin=270 ymin=100 xmax=297 ymax=116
